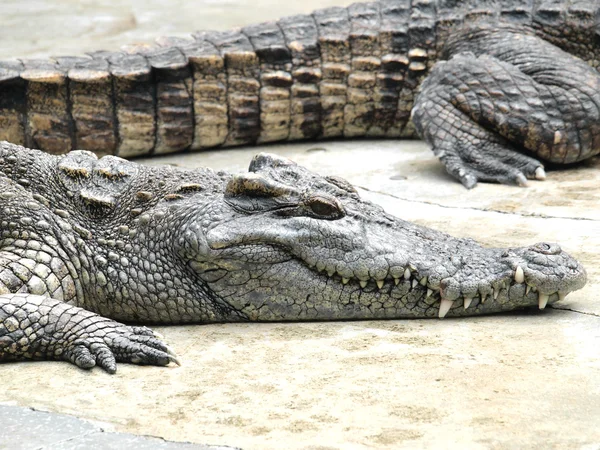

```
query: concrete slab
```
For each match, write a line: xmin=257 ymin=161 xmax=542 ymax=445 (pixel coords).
xmin=0 ymin=404 xmax=238 ymax=450
xmin=1 ymin=1 xmax=600 ymax=450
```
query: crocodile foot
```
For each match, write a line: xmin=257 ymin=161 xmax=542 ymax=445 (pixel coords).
xmin=432 ymin=137 xmax=546 ymax=189
xmin=64 ymin=323 xmax=180 ymax=374
xmin=413 ymin=28 xmax=600 ymax=188
xmin=0 ymin=294 xmax=180 ymax=374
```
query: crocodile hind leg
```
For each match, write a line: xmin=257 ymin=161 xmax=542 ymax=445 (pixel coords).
xmin=412 ymin=30 xmax=600 ymax=188
xmin=0 ymin=293 xmax=179 ymax=373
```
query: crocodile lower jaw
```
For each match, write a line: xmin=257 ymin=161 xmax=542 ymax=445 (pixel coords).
xmin=311 ymin=263 xmax=571 ymax=318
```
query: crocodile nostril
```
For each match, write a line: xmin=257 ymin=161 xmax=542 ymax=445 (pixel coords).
xmin=532 ymin=242 xmax=561 ymax=255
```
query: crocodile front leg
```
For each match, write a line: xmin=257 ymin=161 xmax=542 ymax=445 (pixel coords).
xmin=412 ymin=27 xmax=600 ymax=188
xmin=0 ymin=293 xmax=179 ymax=373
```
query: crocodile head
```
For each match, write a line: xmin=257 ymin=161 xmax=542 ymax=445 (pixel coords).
xmin=178 ymin=153 xmax=587 ymax=320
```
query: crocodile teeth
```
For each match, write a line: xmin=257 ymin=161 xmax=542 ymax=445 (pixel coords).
xmin=426 ymin=288 xmax=433 ymax=298
xmin=463 ymin=297 xmax=473 ymax=310
xmin=439 ymin=299 xmax=454 ymax=318
xmin=359 ymin=280 xmax=368 ymax=289
xmin=558 ymin=292 xmax=566 ymax=301
xmin=538 ymin=293 xmax=549 ymax=309
xmin=481 ymin=293 xmax=487 ymax=304
xmin=411 ymin=279 xmax=418 ymax=289
xmin=514 ymin=266 xmax=525 ymax=284
xmin=526 ymin=285 xmax=531 ymax=295
xmin=394 ymin=278 xmax=400 ymax=286
xmin=403 ymin=268 xmax=411 ymax=280
xmin=493 ymin=288 xmax=500 ymax=300
xmin=376 ymin=280 xmax=384 ymax=289
xmin=342 ymin=278 xmax=350 ymax=285
xmin=420 ymin=276 xmax=428 ymax=286
xmin=535 ymin=167 xmax=546 ymax=180
xmin=327 ymin=269 xmax=335 ymax=277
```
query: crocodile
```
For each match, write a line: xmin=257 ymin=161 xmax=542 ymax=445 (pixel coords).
xmin=0 ymin=0 xmax=599 ymax=188
xmin=0 ymin=142 xmax=587 ymax=372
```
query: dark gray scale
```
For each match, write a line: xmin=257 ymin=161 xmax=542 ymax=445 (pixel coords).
xmin=278 ymin=13 xmax=322 ymax=140
xmin=346 ymin=2 xmax=381 ymax=137
xmin=379 ymin=0 xmax=410 ymax=137
xmin=548 ymin=1 xmax=600 ymax=68
xmin=105 ymin=51 xmax=155 ymax=158
xmin=57 ymin=53 xmax=117 ymax=155
xmin=499 ymin=0 xmax=534 ymax=24
xmin=461 ymin=0 xmax=501 ymax=24
xmin=204 ymin=30 xmax=261 ymax=147
xmin=136 ymin=44 xmax=194 ymax=155
xmin=242 ymin=21 xmax=293 ymax=143
xmin=186 ymin=35 xmax=228 ymax=150
xmin=20 ymin=59 xmax=72 ymax=154
xmin=402 ymin=0 xmax=438 ymax=137
xmin=0 ymin=61 xmax=26 ymax=146
xmin=313 ymin=7 xmax=352 ymax=138
xmin=532 ymin=0 xmax=567 ymax=40
xmin=436 ymin=0 xmax=465 ymax=55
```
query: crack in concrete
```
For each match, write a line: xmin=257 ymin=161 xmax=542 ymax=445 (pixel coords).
xmin=356 ymin=186 xmax=598 ymax=222
xmin=37 ymin=430 xmax=102 ymax=450
xmin=550 ymin=305 xmax=600 ymax=318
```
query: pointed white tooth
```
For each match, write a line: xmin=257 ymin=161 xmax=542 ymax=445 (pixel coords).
xmin=412 ymin=279 xmax=418 ymax=289
xmin=403 ymin=268 xmax=411 ymax=280
xmin=394 ymin=278 xmax=400 ymax=286
xmin=558 ymin=292 xmax=566 ymax=301
xmin=493 ymin=288 xmax=500 ymax=300
xmin=481 ymin=293 xmax=487 ymax=304
xmin=538 ymin=293 xmax=549 ymax=309
xmin=427 ymin=288 xmax=433 ymax=298
xmin=327 ymin=269 xmax=335 ymax=277
xmin=514 ymin=266 xmax=525 ymax=284
xmin=376 ymin=279 xmax=384 ymax=289
xmin=438 ymin=299 xmax=454 ymax=318
xmin=420 ymin=276 xmax=428 ymax=286
xmin=526 ymin=285 xmax=531 ymax=295
xmin=359 ymin=280 xmax=368 ymax=289
xmin=535 ymin=167 xmax=546 ymax=180
xmin=342 ymin=278 xmax=350 ymax=285
xmin=463 ymin=297 xmax=473 ymax=310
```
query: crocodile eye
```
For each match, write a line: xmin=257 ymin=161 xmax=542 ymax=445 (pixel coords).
xmin=307 ymin=196 xmax=344 ymax=219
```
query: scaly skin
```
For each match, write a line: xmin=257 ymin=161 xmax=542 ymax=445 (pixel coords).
xmin=0 ymin=142 xmax=587 ymax=372
xmin=0 ymin=0 xmax=599 ymax=187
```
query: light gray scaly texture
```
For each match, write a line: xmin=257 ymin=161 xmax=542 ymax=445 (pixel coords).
xmin=0 ymin=142 xmax=587 ymax=372
xmin=0 ymin=0 xmax=599 ymax=187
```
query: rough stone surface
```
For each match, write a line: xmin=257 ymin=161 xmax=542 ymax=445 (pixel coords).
xmin=0 ymin=404 xmax=237 ymax=450
xmin=0 ymin=1 xmax=599 ymax=450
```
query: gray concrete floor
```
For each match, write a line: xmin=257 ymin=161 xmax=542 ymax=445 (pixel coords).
xmin=1 ymin=2 xmax=600 ymax=450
